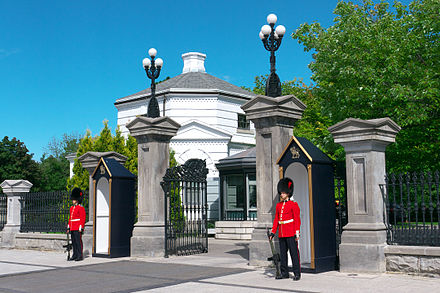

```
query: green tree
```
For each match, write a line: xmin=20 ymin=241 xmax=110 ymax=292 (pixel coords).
xmin=0 ymin=136 xmax=42 ymax=191
xmin=124 ymin=135 xmax=138 ymax=176
xmin=39 ymin=156 xmax=69 ymax=191
xmin=43 ymin=132 xmax=81 ymax=160
xmin=38 ymin=132 xmax=81 ymax=191
xmin=292 ymin=0 xmax=440 ymax=172
xmin=67 ymin=130 xmax=94 ymax=191
xmin=93 ymin=120 xmax=113 ymax=152
xmin=67 ymin=121 xmax=139 ymax=191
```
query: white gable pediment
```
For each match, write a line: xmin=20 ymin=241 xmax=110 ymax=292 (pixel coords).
xmin=174 ymin=120 xmax=232 ymax=140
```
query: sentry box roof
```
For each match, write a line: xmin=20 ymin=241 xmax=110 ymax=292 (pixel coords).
xmin=277 ymin=136 xmax=333 ymax=166
xmin=92 ymin=158 xmax=136 ymax=179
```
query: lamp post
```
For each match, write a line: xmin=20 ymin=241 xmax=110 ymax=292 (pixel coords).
xmin=259 ymin=14 xmax=286 ymax=97
xmin=142 ymin=48 xmax=163 ymax=118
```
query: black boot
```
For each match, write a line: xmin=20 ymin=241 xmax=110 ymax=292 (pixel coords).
xmin=293 ymin=275 xmax=301 ymax=281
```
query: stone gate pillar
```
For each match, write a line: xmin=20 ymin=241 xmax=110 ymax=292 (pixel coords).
xmin=241 ymin=95 xmax=305 ymax=265
xmin=126 ymin=116 xmax=180 ymax=257
xmin=78 ymin=151 xmax=127 ymax=256
xmin=0 ymin=180 xmax=33 ymax=247
xmin=328 ymin=117 xmax=400 ymax=273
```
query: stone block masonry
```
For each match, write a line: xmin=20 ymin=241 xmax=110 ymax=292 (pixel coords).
xmin=385 ymin=245 xmax=440 ymax=276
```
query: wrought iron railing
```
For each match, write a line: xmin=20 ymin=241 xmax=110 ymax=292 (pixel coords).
xmin=20 ymin=190 xmax=89 ymax=233
xmin=0 ymin=193 xmax=7 ymax=231
xmin=335 ymin=177 xmax=347 ymax=248
xmin=381 ymin=171 xmax=440 ymax=246
xmin=223 ymin=210 xmax=257 ymax=221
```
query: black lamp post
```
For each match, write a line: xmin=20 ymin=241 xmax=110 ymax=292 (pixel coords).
xmin=142 ymin=48 xmax=163 ymax=118
xmin=259 ymin=14 xmax=286 ymax=97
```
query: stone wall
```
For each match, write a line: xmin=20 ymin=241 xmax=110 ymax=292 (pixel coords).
xmin=215 ymin=221 xmax=255 ymax=240
xmin=385 ymin=245 xmax=440 ymax=276
xmin=13 ymin=233 xmax=67 ymax=251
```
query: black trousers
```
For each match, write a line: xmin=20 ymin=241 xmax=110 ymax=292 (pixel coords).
xmin=279 ymin=236 xmax=301 ymax=277
xmin=70 ymin=230 xmax=83 ymax=259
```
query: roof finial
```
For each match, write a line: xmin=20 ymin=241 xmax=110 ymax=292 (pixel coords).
xmin=182 ymin=52 xmax=206 ymax=74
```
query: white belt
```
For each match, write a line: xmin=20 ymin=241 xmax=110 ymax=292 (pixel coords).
xmin=279 ymin=219 xmax=293 ymax=224
xmin=70 ymin=219 xmax=80 ymax=222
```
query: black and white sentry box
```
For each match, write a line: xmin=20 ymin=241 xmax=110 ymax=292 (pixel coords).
xmin=91 ymin=158 xmax=136 ymax=258
xmin=277 ymin=136 xmax=336 ymax=272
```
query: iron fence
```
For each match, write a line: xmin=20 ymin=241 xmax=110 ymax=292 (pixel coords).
xmin=223 ymin=210 xmax=257 ymax=221
xmin=381 ymin=171 xmax=440 ymax=246
xmin=0 ymin=193 xmax=6 ymax=231
xmin=335 ymin=177 xmax=347 ymax=249
xmin=20 ymin=190 xmax=89 ymax=233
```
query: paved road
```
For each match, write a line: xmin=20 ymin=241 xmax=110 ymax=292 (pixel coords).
xmin=1 ymin=239 xmax=439 ymax=293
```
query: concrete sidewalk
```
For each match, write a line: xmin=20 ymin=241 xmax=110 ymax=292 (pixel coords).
xmin=0 ymin=239 xmax=439 ymax=293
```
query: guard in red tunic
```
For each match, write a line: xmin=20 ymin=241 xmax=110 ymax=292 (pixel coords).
xmin=67 ymin=187 xmax=86 ymax=261
xmin=269 ymin=177 xmax=301 ymax=281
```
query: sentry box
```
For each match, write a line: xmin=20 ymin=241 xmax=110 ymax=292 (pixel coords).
xmin=277 ymin=136 xmax=336 ymax=272
xmin=92 ymin=158 xmax=136 ymax=257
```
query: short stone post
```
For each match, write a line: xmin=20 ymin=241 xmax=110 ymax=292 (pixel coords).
xmin=78 ymin=151 xmax=127 ymax=256
xmin=0 ymin=180 xmax=33 ymax=247
xmin=241 ymin=95 xmax=305 ymax=265
xmin=126 ymin=116 xmax=180 ymax=257
xmin=328 ymin=117 xmax=401 ymax=273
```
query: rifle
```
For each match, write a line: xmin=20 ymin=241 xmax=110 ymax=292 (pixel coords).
xmin=267 ymin=228 xmax=282 ymax=278
xmin=63 ymin=231 xmax=73 ymax=260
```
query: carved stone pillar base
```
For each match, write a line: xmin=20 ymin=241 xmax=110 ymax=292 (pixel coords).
xmin=130 ymin=223 xmax=165 ymax=257
xmin=0 ymin=225 xmax=20 ymax=247
xmin=339 ymin=229 xmax=387 ymax=273
xmin=82 ymin=222 xmax=93 ymax=257
xmin=248 ymin=225 xmax=273 ymax=266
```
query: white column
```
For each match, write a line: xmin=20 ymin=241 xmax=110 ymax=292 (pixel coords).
xmin=0 ymin=180 xmax=33 ymax=247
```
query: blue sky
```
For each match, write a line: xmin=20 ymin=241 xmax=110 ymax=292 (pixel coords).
xmin=0 ymin=0 xmax=360 ymax=161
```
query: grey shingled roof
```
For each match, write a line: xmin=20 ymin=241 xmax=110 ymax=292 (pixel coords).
xmin=216 ymin=147 xmax=256 ymax=170
xmin=116 ymin=72 xmax=256 ymax=104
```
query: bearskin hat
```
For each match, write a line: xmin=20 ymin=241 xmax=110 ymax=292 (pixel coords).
xmin=277 ymin=177 xmax=294 ymax=197
xmin=70 ymin=187 xmax=83 ymax=203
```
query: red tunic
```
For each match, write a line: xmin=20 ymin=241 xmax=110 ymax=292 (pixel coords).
xmin=271 ymin=200 xmax=301 ymax=238
xmin=68 ymin=205 xmax=86 ymax=231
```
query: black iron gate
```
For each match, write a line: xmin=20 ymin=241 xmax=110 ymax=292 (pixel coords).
xmin=0 ymin=193 xmax=7 ymax=231
xmin=161 ymin=159 xmax=209 ymax=257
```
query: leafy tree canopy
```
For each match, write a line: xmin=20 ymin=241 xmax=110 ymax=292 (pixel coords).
xmin=37 ymin=132 xmax=82 ymax=191
xmin=247 ymin=76 xmax=339 ymax=161
xmin=0 ymin=136 xmax=41 ymax=191
xmin=42 ymin=132 xmax=81 ymax=160
xmin=67 ymin=120 xmax=138 ymax=191
xmin=292 ymin=0 xmax=440 ymax=172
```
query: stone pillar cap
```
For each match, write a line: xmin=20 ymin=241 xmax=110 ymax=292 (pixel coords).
xmin=65 ymin=152 xmax=76 ymax=162
xmin=0 ymin=180 xmax=33 ymax=193
xmin=126 ymin=116 xmax=181 ymax=139
xmin=328 ymin=117 xmax=401 ymax=144
xmin=78 ymin=151 xmax=127 ymax=170
xmin=241 ymin=95 xmax=306 ymax=121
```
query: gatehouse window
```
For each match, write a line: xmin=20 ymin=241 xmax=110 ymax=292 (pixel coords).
xmin=237 ymin=114 xmax=250 ymax=130
xmin=221 ymin=172 xmax=257 ymax=220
